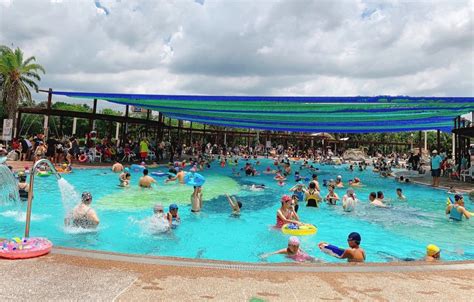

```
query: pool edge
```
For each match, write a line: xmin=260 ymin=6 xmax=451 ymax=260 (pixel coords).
xmin=52 ymin=246 xmax=474 ymax=273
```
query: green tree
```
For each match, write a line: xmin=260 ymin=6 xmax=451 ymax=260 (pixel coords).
xmin=0 ymin=45 xmax=45 ymax=133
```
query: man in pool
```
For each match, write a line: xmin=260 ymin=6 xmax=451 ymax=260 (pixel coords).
xmin=139 ymin=169 xmax=156 ymax=188
xmin=446 ymin=194 xmax=471 ymax=221
xmin=318 ymin=232 xmax=366 ymax=262
xmin=370 ymin=191 xmax=389 ymax=208
xmin=165 ymin=168 xmax=185 ymax=184
xmin=111 ymin=161 xmax=124 ymax=173
xmin=65 ymin=192 xmax=100 ymax=229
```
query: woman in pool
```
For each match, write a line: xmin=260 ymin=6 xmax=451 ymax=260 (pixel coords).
xmin=304 ymin=182 xmax=321 ymax=207
xmin=446 ymin=195 xmax=471 ymax=221
xmin=325 ymin=184 xmax=339 ymax=205
xmin=65 ymin=192 xmax=100 ymax=229
xmin=17 ymin=172 xmax=29 ymax=200
xmin=275 ymin=195 xmax=303 ymax=228
xmin=261 ymin=236 xmax=314 ymax=262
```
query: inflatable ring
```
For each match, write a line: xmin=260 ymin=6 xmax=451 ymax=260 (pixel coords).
xmin=131 ymin=164 xmax=146 ymax=172
xmin=184 ymin=172 xmax=206 ymax=187
xmin=281 ymin=223 xmax=317 ymax=236
xmin=151 ymin=172 xmax=168 ymax=177
xmin=0 ymin=237 xmax=52 ymax=259
xmin=78 ymin=154 xmax=88 ymax=163
xmin=37 ymin=171 xmax=51 ymax=177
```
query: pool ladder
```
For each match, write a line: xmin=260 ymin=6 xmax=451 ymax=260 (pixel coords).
xmin=25 ymin=159 xmax=61 ymax=237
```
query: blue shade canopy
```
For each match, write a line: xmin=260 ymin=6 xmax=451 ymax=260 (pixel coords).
xmin=50 ymin=90 xmax=474 ymax=133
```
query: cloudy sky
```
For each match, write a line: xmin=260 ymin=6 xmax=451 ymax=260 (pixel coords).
xmin=0 ymin=0 xmax=472 ymax=108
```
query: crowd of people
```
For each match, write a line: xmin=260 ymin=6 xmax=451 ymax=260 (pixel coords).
xmin=2 ymin=131 xmax=473 ymax=264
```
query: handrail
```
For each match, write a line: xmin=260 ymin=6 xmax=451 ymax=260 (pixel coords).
xmin=25 ymin=159 xmax=61 ymax=237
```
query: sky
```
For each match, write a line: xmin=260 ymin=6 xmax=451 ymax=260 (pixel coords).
xmin=0 ymin=0 xmax=473 ymax=110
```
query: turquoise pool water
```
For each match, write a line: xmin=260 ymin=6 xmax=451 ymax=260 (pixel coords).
xmin=1 ymin=159 xmax=473 ymax=263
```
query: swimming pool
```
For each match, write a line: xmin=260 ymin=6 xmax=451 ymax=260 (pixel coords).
xmin=1 ymin=159 xmax=473 ymax=263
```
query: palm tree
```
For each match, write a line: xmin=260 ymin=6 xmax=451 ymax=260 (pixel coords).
xmin=0 ymin=45 xmax=45 ymax=134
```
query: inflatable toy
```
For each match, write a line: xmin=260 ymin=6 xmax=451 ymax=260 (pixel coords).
xmin=281 ymin=223 xmax=317 ymax=236
xmin=78 ymin=154 xmax=88 ymax=163
xmin=0 ymin=237 xmax=52 ymax=259
xmin=151 ymin=172 xmax=168 ymax=177
xmin=37 ymin=171 xmax=51 ymax=177
xmin=131 ymin=164 xmax=146 ymax=172
xmin=319 ymin=243 xmax=345 ymax=258
xmin=184 ymin=172 xmax=206 ymax=187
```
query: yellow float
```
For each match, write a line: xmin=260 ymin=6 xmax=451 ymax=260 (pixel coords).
xmin=281 ymin=223 xmax=317 ymax=236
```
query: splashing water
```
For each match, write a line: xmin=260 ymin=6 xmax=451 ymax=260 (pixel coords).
xmin=0 ymin=163 xmax=20 ymax=204
xmin=57 ymin=178 xmax=80 ymax=214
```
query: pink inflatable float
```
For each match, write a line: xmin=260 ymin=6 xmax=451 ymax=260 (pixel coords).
xmin=0 ymin=237 xmax=52 ymax=259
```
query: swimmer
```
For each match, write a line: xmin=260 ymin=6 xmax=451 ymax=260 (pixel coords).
xmin=119 ymin=172 xmax=131 ymax=187
xmin=318 ymin=232 xmax=365 ymax=263
xmin=447 ymin=186 xmax=457 ymax=194
xmin=310 ymin=174 xmax=321 ymax=192
xmin=166 ymin=204 xmax=181 ymax=228
xmin=191 ymin=186 xmax=203 ymax=212
xmin=150 ymin=204 xmax=169 ymax=232
xmin=274 ymin=172 xmax=286 ymax=181
xmin=304 ymin=182 xmax=322 ymax=207
xmin=325 ymin=185 xmax=339 ymax=205
xmin=446 ymin=194 xmax=471 ymax=221
xmin=261 ymin=236 xmax=315 ymax=262
xmin=342 ymin=189 xmax=357 ymax=212
xmin=396 ymin=188 xmax=406 ymax=201
xmin=335 ymin=175 xmax=344 ymax=188
xmin=17 ymin=172 xmax=29 ymax=200
xmin=226 ymin=193 xmax=242 ymax=216
xmin=166 ymin=168 xmax=185 ymax=184
xmin=369 ymin=191 xmax=388 ymax=208
xmin=139 ymin=169 xmax=156 ymax=188
xmin=276 ymin=195 xmax=303 ymax=228
xmin=65 ymin=192 xmax=99 ymax=229
xmin=425 ymin=244 xmax=441 ymax=262
xmin=249 ymin=184 xmax=265 ymax=191
xmin=111 ymin=161 xmax=124 ymax=173
xmin=350 ymin=177 xmax=362 ymax=187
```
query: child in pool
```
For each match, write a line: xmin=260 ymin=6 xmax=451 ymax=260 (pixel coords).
xmin=425 ymin=244 xmax=441 ymax=262
xmin=261 ymin=236 xmax=314 ymax=262
xmin=226 ymin=194 xmax=242 ymax=216
xmin=119 ymin=173 xmax=131 ymax=187
xmin=318 ymin=232 xmax=365 ymax=263
xmin=166 ymin=204 xmax=181 ymax=228
xmin=396 ymin=188 xmax=406 ymax=201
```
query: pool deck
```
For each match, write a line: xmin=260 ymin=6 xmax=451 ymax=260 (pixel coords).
xmin=1 ymin=247 xmax=473 ymax=301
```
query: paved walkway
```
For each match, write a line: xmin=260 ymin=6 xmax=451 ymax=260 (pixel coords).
xmin=1 ymin=248 xmax=473 ymax=301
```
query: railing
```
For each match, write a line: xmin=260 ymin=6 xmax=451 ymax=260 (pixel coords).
xmin=25 ymin=159 xmax=61 ymax=237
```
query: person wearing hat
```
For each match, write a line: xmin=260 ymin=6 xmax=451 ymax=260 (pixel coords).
xmin=290 ymin=181 xmax=306 ymax=210
xmin=166 ymin=204 xmax=180 ymax=228
xmin=318 ymin=232 xmax=366 ymax=262
xmin=65 ymin=192 xmax=100 ymax=229
xmin=446 ymin=195 xmax=471 ymax=221
xmin=335 ymin=175 xmax=344 ymax=188
xmin=425 ymin=244 xmax=441 ymax=262
xmin=430 ymin=150 xmax=442 ymax=187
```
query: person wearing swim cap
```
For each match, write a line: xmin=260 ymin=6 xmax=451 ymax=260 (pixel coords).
xmin=335 ymin=175 xmax=344 ymax=188
xmin=446 ymin=195 xmax=471 ymax=221
xmin=65 ymin=192 xmax=100 ymax=229
xmin=261 ymin=236 xmax=315 ymax=262
xmin=318 ymin=232 xmax=365 ymax=262
xmin=425 ymin=244 xmax=441 ymax=262
xmin=166 ymin=204 xmax=181 ymax=228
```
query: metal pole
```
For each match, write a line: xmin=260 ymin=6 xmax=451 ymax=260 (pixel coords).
xmin=72 ymin=118 xmax=77 ymax=135
xmin=424 ymin=131 xmax=427 ymax=152
xmin=436 ymin=130 xmax=441 ymax=152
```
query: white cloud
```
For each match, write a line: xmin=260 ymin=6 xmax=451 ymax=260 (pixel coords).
xmin=0 ymin=0 xmax=471 ymax=107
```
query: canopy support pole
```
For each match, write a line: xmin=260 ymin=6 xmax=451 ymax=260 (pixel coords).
xmin=424 ymin=131 xmax=427 ymax=152
xmin=72 ymin=118 xmax=77 ymax=135
xmin=437 ymin=130 xmax=441 ymax=152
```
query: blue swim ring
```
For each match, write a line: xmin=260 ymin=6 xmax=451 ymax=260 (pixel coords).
xmin=185 ymin=172 xmax=206 ymax=187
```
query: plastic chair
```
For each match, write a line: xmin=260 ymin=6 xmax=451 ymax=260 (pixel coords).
xmin=87 ymin=148 xmax=102 ymax=163
xmin=460 ymin=166 xmax=474 ymax=182
xmin=147 ymin=151 xmax=156 ymax=161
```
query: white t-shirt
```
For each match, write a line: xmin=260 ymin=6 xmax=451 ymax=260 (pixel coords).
xmin=342 ymin=195 xmax=357 ymax=212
